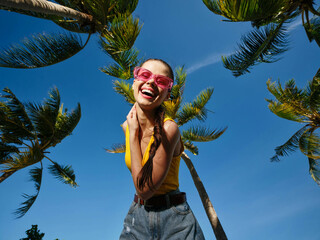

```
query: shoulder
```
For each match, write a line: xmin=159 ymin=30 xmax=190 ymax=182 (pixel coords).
xmin=163 ymin=119 xmax=180 ymax=141
xmin=121 ymin=120 xmax=127 ymax=134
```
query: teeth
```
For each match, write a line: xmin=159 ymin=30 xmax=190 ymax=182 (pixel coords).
xmin=141 ymin=89 xmax=154 ymax=97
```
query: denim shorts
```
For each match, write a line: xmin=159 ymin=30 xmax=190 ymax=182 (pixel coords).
xmin=119 ymin=190 xmax=205 ymax=240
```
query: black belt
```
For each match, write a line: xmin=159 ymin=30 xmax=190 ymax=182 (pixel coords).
xmin=134 ymin=192 xmax=186 ymax=208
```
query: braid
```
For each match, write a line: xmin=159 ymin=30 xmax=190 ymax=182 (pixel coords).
xmin=137 ymin=106 xmax=165 ymax=190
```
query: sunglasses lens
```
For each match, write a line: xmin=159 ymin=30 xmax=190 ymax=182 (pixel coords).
xmin=156 ymin=77 xmax=171 ymax=88
xmin=137 ymin=69 xmax=151 ymax=81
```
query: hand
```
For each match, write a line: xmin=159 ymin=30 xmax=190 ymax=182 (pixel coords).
xmin=126 ymin=103 xmax=139 ymax=137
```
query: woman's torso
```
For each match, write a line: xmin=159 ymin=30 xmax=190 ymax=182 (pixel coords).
xmin=125 ymin=117 xmax=183 ymax=195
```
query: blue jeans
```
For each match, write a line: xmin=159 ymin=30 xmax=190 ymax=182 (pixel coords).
xmin=119 ymin=190 xmax=205 ymax=240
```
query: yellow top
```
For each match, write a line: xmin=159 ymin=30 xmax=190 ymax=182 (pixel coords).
xmin=125 ymin=117 xmax=183 ymax=195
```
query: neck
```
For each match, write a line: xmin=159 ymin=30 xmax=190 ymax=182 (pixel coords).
xmin=135 ymin=104 xmax=157 ymax=134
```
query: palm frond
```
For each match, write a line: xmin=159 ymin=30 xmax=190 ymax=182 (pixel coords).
xmin=0 ymin=32 xmax=84 ymax=68
xmin=170 ymin=67 xmax=186 ymax=101
xmin=163 ymin=98 xmax=181 ymax=120
xmin=14 ymin=166 xmax=42 ymax=218
xmin=266 ymin=79 xmax=311 ymax=119
xmin=113 ymin=80 xmax=135 ymax=104
xmin=51 ymin=102 xmax=81 ymax=147
xmin=1 ymin=88 xmax=34 ymax=132
xmin=309 ymin=157 xmax=320 ymax=185
xmin=304 ymin=15 xmax=320 ymax=47
xmin=0 ymin=89 xmax=35 ymax=143
xmin=182 ymin=126 xmax=227 ymax=142
xmin=306 ymin=68 xmax=320 ymax=111
xmin=299 ymin=127 xmax=320 ymax=160
xmin=202 ymin=0 xmax=222 ymax=15
xmin=0 ymin=142 xmax=19 ymax=160
xmin=105 ymin=143 xmax=126 ymax=153
xmin=223 ymin=22 xmax=288 ymax=77
xmin=271 ymin=125 xmax=309 ymax=162
xmin=109 ymin=0 xmax=138 ymax=17
xmin=48 ymin=161 xmax=77 ymax=187
xmin=100 ymin=14 xmax=142 ymax=54
xmin=100 ymin=48 xmax=140 ymax=79
xmin=177 ymin=88 xmax=214 ymax=126
xmin=212 ymin=0 xmax=290 ymax=22
xmin=266 ymin=99 xmax=306 ymax=122
xmin=182 ymin=140 xmax=199 ymax=155
xmin=1 ymin=145 xmax=43 ymax=172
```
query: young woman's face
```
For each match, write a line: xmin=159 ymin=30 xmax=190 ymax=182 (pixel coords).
xmin=133 ymin=60 xmax=171 ymax=110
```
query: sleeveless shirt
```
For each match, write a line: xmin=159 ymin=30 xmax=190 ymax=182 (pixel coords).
xmin=125 ymin=117 xmax=183 ymax=195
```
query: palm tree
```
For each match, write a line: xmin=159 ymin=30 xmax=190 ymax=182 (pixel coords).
xmin=0 ymin=0 xmax=141 ymax=69
xmin=266 ymin=68 xmax=320 ymax=185
xmin=0 ymin=87 xmax=81 ymax=217
xmin=202 ymin=0 xmax=320 ymax=76
xmin=106 ymin=67 xmax=228 ymax=239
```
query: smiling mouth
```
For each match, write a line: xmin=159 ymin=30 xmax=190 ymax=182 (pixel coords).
xmin=141 ymin=89 xmax=155 ymax=97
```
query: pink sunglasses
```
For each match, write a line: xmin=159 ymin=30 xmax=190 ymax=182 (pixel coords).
xmin=134 ymin=67 xmax=173 ymax=90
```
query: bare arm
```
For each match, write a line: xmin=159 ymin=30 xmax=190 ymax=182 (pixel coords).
xmin=127 ymin=105 xmax=180 ymax=200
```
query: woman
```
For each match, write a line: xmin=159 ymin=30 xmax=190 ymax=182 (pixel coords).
xmin=120 ymin=59 xmax=205 ymax=239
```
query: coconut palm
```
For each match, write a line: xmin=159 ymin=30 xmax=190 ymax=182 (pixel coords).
xmin=266 ymin=68 xmax=320 ymax=185
xmin=0 ymin=87 xmax=81 ymax=218
xmin=0 ymin=0 xmax=141 ymax=69
xmin=106 ymin=67 xmax=228 ymax=239
xmin=202 ymin=0 xmax=320 ymax=76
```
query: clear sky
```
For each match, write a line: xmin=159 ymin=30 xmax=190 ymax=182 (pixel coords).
xmin=1 ymin=1 xmax=320 ymax=240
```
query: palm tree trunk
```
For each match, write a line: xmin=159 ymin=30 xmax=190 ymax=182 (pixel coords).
xmin=0 ymin=0 xmax=93 ymax=22
xmin=0 ymin=170 xmax=16 ymax=183
xmin=181 ymin=152 xmax=227 ymax=240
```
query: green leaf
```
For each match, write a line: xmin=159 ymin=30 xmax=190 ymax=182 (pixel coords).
xmin=299 ymin=127 xmax=320 ymax=160
xmin=223 ymin=22 xmax=288 ymax=77
xmin=100 ymin=14 xmax=142 ymax=54
xmin=266 ymin=79 xmax=311 ymax=120
xmin=202 ymin=0 xmax=222 ymax=15
xmin=182 ymin=140 xmax=199 ymax=155
xmin=100 ymin=48 xmax=140 ymax=80
xmin=0 ymin=88 xmax=35 ymax=143
xmin=105 ymin=143 xmax=126 ymax=153
xmin=0 ymin=142 xmax=19 ymax=160
xmin=305 ymin=68 xmax=320 ymax=111
xmin=14 ymin=166 xmax=42 ymax=218
xmin=1 ymin=145 xmax=43 ymax=172
xmin=48 ymin=161 xmax=77 ymax=187
xmin=51 ymin=102 xmax=81 ymax=147
xmin=309 ymin=157 xmax=320 ymax=185
xmin=182 ymin=126 xmax=227 ymax=142
xmin=177 ymin=88 xmax=214 ymax=126
xmin=112 ymin=80 xmax=135 ymax=104
xmin=208 ymin=0 xmax=289 ymax=22
xmin=304 ymin=15 xmax=320 ymax=47
xmin=271 ymin=125 xmax=309 ymax=162
xmin=0 ymin=32 xmax=84 ymax=68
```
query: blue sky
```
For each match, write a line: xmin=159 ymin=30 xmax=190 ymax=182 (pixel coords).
xmin=1 ymin=1 xmax=320 ymax=239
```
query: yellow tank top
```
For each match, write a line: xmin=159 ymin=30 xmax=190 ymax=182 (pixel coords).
xmin=125 ymin=117 xmax=183 ymax=195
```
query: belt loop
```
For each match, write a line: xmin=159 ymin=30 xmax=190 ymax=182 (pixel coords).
xmin=165 ymin=194 xmax=170 ymax=208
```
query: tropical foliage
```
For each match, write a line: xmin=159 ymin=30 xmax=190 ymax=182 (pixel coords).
xmin=0 ymin=0 xmax=142 ymax=69
xmin=106 ymin=66 xmax=228 ymax=239
xmin=0 ymin=87 xmax=81 ymax=217
xmin=266 ymin=68 xmax=320 ymax=185
xmin=20 ymin=225 xmax=45 ymax=240
xmin=203 ymin=0 xmax=320 ymax=76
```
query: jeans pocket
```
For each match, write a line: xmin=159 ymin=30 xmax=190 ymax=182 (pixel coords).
xmin=171 ymin=201 xmax=191 ymax=215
